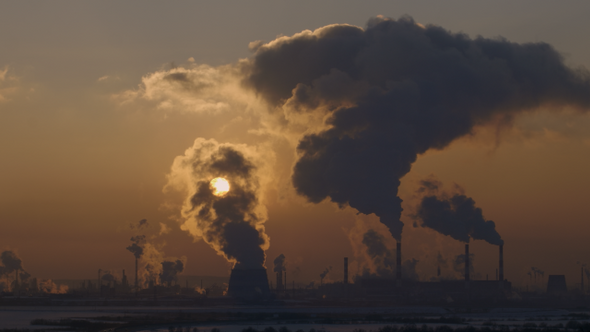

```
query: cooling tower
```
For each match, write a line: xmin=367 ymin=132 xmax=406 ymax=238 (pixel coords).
xmin=227 ymin=268 xmax=271 ymax=300
xmin=547 ymin=275 xmax=567 ymax=294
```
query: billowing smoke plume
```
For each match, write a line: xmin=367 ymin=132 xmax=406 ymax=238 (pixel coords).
xmin=244 ymin=15 xmax=590 ymax=241
xmin=0 ymin=250 xmax=67 ymax=293
xmin=413 ymin=179 xmax=503 ymax=245
xmin=273 ymin=254 xmax=286 ymax=273
xmin=0 ymin=251 xmax=23 ymax=275
xmin=0 ymin=250 xmax=30 ymax=292
xmin=165 ymin=138 xmax=269 ymax=269
xmin=126 ymin=235 xmax=146 ymax=259
xmin=38 ymin=279 xmax=68 ymax=294
xmin=160 ymin=259 xmax=185 ymax=286
xmin=362 ymin=229 xmax=395 ymax=276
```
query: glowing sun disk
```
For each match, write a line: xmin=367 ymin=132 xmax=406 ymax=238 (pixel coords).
xmin=211 ymin=177 xmax=230 ymax=196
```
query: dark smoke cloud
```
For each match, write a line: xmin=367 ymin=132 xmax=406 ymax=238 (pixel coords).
xmin=160 ymin=259 xmax=184 ymax=285
xmin=245 ymin=15 xmax=590 ymax=240
xmin=362 ymin=229 xmax=395 ymax=276
xmin=126 ymin=235 xmax=146 ymax=259
xmin=130 ymin=219 xmax=149 ymax=230
xmin=273 ymin=254 xmax=286 ymax=273
xmin=171 ymin=139 xmax=268 ymax=269
xmin=0 ymin=251 xmax=23 ymax=274
xmin=413 ymin=179 xmax=503 ymax=245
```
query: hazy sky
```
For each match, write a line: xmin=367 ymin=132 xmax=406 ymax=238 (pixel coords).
xmin=1 ymin=1 xmax=590 ymax=290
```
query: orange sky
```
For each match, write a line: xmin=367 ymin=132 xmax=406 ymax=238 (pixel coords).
xmin=1 ymin=1 xmax=590 ymax=290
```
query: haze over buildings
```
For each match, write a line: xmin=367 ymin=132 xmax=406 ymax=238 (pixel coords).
xmin=0 ymin=1 xmax=590 ymax=292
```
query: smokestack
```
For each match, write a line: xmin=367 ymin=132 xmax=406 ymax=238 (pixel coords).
xmin=135 ymin=256 xmax=138 ymax=295
xmin=499 ymin=244 xmax=504 ymax=282
xmin=344 ymin=257 xmax=348 ymax=284
xmin=465 ymin=244 xmax=470 ymax=282
xmin=396 ymin=241 xmax=402 ymax=281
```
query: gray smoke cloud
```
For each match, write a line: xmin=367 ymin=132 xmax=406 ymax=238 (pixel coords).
xmin=413 ymin=179 xmax=503 ymax=245
xmin=166 ymin=138 xmax=269 ymax=269
xmin=273 ymin=254 xmax=286 ymax=273
xmin=245 ymin=15 xmax=590 ymax=241
xmin=362 ymin=229 xmax=396 ymax=276
xmin=160 ymin=259 xmax=184 ymax=285
xmin=126 ymin=235 xmax=146 ymax=259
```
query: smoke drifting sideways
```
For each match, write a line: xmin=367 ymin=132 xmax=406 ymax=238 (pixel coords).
xmin=126 ymin=235 xmax=146 ymax=259
xmin=413 ymin=179 xmax=503 ymax=245
xmin=244 ymin=15 xmax=590 ymax=242
xmin=160 ymin=260 xmax=185 ymax=286
xmin=165 ymin=138 xmax=269 ymax=270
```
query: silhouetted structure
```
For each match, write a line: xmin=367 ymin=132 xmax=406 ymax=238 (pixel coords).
xmin=227 ymin=268 xmax=270 ymax=300
xmin=499 ymin=244 xmax=504 ymax=281
xmin=344 ymin=257 xmax=348 ymax=284
xmin=396 ymin=241 xmax=402 ymax=286
xmin=547 ymin=275 xmax=567 ymax=294
xmin=465 ymin=244 xmax=470 ymax=282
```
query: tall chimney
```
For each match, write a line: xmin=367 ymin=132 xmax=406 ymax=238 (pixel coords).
xmin=465 ymin=244 xmax=470 ymax=282
xmin=499 ymin=244 xmax=504 ymax=282
xmin=135 ymin=256 xmax=138 ymax=295
xmin=396 ymin=241 xmax=402 ymax=282
xmin=344 ymin=257 xmax=349 ymax=284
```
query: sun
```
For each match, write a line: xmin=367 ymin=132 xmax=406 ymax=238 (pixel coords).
xmin=210 ymin=177 xmax=230 ymax=196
